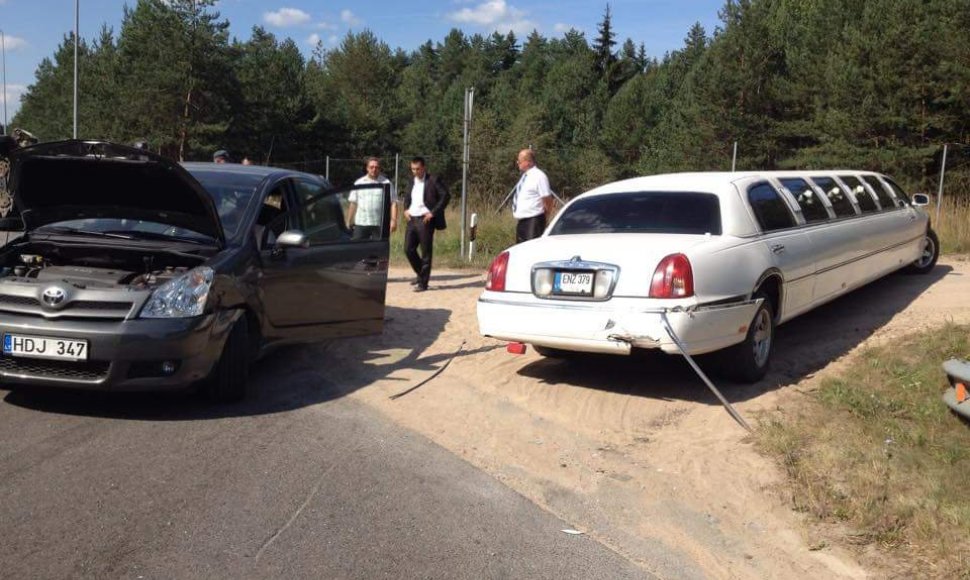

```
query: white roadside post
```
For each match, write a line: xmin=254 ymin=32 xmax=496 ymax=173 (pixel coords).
xmin=469 ymin=213 xmax=478 ymax=260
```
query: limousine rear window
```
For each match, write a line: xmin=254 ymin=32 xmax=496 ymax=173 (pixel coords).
xmin=811 ymin=177 xmax=855 ymax=218
xmin=838 ymin=175 xmax=878 ymax=214
xmin=747 ymin=183 xmax=795 ymax=232
xmin=779 ymin=177 xmax=829 ymax=224
xmin=861 ymin=175 xmax=898 ymax=209
xmin=549 ymin=191 xmax=722 ymax=236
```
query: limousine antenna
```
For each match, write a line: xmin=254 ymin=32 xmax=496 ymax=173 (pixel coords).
xmin=660 ymin=312 xmax=753 ymax=433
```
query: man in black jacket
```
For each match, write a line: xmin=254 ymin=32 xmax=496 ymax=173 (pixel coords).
xmin=402 ymin=156 xmax=450 ymax=292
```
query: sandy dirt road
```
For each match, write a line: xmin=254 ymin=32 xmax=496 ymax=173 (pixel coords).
xmin=302 ymin=257 xmax=969 ymax=579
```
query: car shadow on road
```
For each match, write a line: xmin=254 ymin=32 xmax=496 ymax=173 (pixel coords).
xmin=514 ymin=266 xmax=953 ymax=406
xmin=1 ymin=305 xmax=469 ymax=421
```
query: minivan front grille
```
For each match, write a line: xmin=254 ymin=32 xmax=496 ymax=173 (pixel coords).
xmin=0 ymin=356 xmax=110 ymax=382
xmin=0 ymin=295 xmax=133 ymax=320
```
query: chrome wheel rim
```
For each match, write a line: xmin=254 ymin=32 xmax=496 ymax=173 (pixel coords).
xmin=751 ymin=308 xmax=772 ymax=368
xmin=915 ymin=235 xmax=935 ymax=268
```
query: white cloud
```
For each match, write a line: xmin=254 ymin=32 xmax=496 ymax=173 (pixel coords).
xmin=448 ymin=0 xmax=536 ymax=35
xmin=263 ymin=8 xmax=311 ymax=28
xmin=328 ymin=35 xmax=339 ymax=45
xmin=1 ymin=35 xmax=27 ymax=51
xmin=314 ymin=21 xmax=338 ymax=31
xmin=307 ymin=33 xmax=321 ymax=46
xmin=340 ymin=9 xmax=361 ymax=26
xmin=2 ymin=84 xmax=28 ymax=121
xmin=553 ymin=23 xmax=574 ymax=33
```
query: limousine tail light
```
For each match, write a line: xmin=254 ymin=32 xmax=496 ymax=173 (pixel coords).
xmin=649 ymin=254 xmax=694 ymax=298
xmin=486 ymin=251 xmax=510 ymax=292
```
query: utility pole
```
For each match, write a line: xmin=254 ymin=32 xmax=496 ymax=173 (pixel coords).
xmin=73 ymin=0 xmax=79 ymax=138
xmin=936 ymin=143 xmax=948 ymax=225
xmin=460 ymin=87 xmax=475 ymax=260
xmin=1 ymin=29 xmax=7 ymax=135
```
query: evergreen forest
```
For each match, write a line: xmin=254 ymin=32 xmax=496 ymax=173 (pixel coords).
xmin=11 ymin=0 xmax=970 ymax=205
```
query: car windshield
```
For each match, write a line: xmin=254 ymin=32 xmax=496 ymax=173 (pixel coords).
xmin=187 ymin=169 xmax=266 ymax=237
xmin=549 ymin=191 xmax=722 ymax=236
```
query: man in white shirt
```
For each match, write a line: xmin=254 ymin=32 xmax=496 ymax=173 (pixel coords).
xmin=348 ymin=157 xmax=398 ymax=240
xmin=512 ymin=148 xmax=554 ymax=243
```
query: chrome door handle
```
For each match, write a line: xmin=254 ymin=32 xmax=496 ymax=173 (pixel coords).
xmin=770 ymin=244 xmax=786 ymax=254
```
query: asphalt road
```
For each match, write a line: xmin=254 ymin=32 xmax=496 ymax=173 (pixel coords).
xmin=0 ymin=351 xmax=650 ymax=579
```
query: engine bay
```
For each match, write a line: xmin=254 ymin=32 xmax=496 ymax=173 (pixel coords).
xmin=0 ymin=241 xmax=207 ymax=290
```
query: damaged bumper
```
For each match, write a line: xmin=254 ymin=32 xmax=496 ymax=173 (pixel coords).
xmin=477 ymin=292 xmax=762 ymax=356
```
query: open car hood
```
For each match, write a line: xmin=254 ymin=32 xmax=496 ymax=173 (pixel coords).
xmin=8 ymin=140 xmax=225 ymax=245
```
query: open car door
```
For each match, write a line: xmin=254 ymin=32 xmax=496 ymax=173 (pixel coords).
xmin=258 ymin=177 xmax=391 ymax=342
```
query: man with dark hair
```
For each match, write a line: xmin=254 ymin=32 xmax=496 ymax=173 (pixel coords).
xmin=512 ymin=148 xmax=554 ymax=243
xmin=213 ymin=149 xmax=230 ymax=163
xmin=402 ymin=156 xmax=450 ymax=292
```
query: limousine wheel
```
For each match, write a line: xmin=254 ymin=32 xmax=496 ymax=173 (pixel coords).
xmin=721 ymin=293 xmax=774 ymax=383
xmin=204 ymin=317 xmax=251 ymax=403
xmin=906 ymin=228 xmax=939 ymax=275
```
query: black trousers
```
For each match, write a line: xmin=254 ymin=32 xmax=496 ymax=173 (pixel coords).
xmin=516 ymin=214 xmax=546 ymax=243
xmin=405 ymin=216 xmax=435 ymax=288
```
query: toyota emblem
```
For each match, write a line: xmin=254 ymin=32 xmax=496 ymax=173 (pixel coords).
xmin=42 ymin=286 xmax=67 ymax=307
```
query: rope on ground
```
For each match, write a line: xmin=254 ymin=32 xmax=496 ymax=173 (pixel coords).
xmin=660 ymin=312 xmax=754 ymax=433
xmin=389 ymin=340 xmax=467 ymax=400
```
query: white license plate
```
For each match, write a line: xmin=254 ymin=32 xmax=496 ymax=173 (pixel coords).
xmin=3 ymin=334 xmax=89 ymax=361
xmin=554 ymin=271 xmax=594 ymax=295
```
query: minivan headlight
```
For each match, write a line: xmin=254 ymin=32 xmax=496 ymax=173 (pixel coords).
xmin=140 ymin=266 xmax=214 ymax=318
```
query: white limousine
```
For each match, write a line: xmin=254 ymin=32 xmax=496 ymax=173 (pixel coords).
xmin=477 ymin=171 xmax=939 ymax=382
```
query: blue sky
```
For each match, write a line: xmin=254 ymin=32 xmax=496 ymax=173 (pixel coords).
xmin=0 ymin=0 xmax=726 ymax=122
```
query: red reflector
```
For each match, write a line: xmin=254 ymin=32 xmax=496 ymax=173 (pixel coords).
xmin=957 ymin=383 xmax=968 ymax=403
xmin=507 ymin=342 xmax=527 ymax=355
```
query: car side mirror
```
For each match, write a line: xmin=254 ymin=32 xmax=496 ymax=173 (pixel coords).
xmin=276 ymin=230 xmax=308 ymax=249
xmin=911 ymin=193 xmax=930 ymax=207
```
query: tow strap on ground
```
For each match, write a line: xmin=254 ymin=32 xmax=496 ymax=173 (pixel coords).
xmin=389 ymin=340 xmax=467 ymax=400
xmin=660 ymin=312 xmax=754 ymax=433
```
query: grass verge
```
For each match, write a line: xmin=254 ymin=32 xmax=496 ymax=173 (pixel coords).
xmin=390 ymin=207 xmax=518 ymax=270
xmin=756 ymin=323 xmax=970 ymax=577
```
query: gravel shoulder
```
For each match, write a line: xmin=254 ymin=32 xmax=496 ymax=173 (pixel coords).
xmin=318 ymin=256 xmax=970 ymax=579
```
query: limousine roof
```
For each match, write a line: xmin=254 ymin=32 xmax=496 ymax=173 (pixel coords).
xmin=583 ymin=170 xmax=890 ymax=197
xmin=576 ymin=170 xmax=898 ymax=238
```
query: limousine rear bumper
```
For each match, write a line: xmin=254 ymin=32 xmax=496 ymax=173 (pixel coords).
xmin=477 ymin=293 xmax=762 ymax=356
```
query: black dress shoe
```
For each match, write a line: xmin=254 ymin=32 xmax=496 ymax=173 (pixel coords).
xmin=409 ymin=278 xmax=421 ymax=286
xmin=413 ymin=285 xmax=428 ymax=292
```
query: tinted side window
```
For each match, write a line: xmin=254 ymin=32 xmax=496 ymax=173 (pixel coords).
xmin=881 ymin=177 xmax=911 ymax=206
xmin=862 ymin=175 xmax=897 ymax=209
xmin=811 ymin=177 xmax=855 ymax=217
xmin=838 ymin=175 xmax=877 ymax=213
xmin=293 ymin=180 xmax=350 ymax=245
xmin=780 ymin=178 xmax=829 ymax=224
xmin=747 ymin=183 xmax=795 ymax=232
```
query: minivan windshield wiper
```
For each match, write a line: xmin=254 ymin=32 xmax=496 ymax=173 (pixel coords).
xmin=34 ymin=226 xmax=135 ymax=239
xmin=101 ymin=230 xmax=210 ymax=245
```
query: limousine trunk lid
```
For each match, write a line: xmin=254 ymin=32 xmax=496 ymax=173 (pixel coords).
xmin=508 ymin=233 xmax=718 ymax=296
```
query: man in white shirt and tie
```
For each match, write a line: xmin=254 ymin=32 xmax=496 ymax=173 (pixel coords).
xmin=512 ymin=148 xmax=554 ymax=243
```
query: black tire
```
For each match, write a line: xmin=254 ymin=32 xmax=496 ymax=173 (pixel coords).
xmin=906 ymin=228 xmax=939 ymax=274
xmin=719 ymin=293 xmax=775 ymax=383
xmin=204 ymin=316 xmax=251 ymax=403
